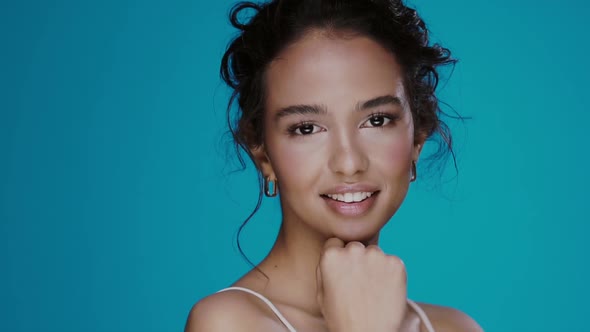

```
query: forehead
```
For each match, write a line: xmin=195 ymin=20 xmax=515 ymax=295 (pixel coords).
xmin=264 ymin=32 xmax=406 ymax=111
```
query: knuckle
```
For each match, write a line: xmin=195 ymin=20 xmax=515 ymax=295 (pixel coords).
xmin=387 ymin=255 xmax=405 ymax=269
xmin=323 ymin=246 xmax=339 ymax=257
xmin=365 ymin=245 xmax=383 ymax=255
xmin=322 ymin=247 xmax=342 ymax=262
xmin=345 ymin=241 xmax=365 ymax=251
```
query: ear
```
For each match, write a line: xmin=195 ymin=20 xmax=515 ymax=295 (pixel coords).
xmin=412 ymin=143 xmax=423 ymax=162
xmin=412 ymin=132 xmax=427 ymax=162
xmin=250 ymin=144 xmax=276 ymax=180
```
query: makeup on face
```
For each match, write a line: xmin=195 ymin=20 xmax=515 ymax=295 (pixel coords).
xmin=320 ymin=182 xmax=381 ymax=217
xmin=274 ymin=94 xmax=406 ymax=139
xmin=261 ymin=33 xmax=416 ymax=240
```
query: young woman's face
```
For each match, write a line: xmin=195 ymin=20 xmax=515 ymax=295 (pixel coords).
xmin=257 ymin=31 xmax=422 ymax=242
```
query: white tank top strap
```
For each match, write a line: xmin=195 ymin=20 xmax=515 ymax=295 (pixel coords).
xmin=218 ymin=286 xmax=435 ymax=332
xmin=407 ymin=299 xmax=436 ymax=332
xmin=217 ymin=286 xmax=297 ymax=332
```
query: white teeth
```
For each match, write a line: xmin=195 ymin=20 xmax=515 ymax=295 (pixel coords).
xmin=353 ymin=192 xmax=362 ymax=202
xmin=344 ymin=193 xmax=353 ymax=202
xmin=326 ymin=192 xmax=375 ymax=203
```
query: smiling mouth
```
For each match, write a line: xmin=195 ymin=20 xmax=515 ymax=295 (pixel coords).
xmin=321 ymin=191 xmax=379 ymax=203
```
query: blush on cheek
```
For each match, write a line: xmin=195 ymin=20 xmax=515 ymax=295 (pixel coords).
xmin=381 ymin=139 xmax=414 ymax=174
xmin=270 ymin=141 xmax=318 ymax=189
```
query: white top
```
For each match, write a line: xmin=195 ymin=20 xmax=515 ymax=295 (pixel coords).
xmin=217 ymin=286 xmax=436 ymax=332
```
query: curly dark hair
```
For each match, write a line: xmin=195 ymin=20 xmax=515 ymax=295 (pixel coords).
xmin=220 ymin=0 xmax=458 ymax=265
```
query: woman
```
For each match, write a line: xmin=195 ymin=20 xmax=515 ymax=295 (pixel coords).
xmin=186 ymin=0 xmax=482 ymax=331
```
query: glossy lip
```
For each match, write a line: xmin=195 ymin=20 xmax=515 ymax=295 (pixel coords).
xmin=321 ymin=191 xmax=379 ymax=217
xmin=321 ymin=183 xmax=380 ymax=195
xmin=320 ymin=183 xmax=381 ymax=217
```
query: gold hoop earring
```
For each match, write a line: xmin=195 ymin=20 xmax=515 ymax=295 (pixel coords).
xmin=410 ymin=160 xmax=417 ymax=182
xmin=264 ymin=177 xmax=278 ymax=197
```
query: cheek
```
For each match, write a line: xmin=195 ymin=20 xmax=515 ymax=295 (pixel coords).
xmin=368 ymin=131 xmax=414 ymax=173
xmin=268 ymin=139 xmax=323 ymax=189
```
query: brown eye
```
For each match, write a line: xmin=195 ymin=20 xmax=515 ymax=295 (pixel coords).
xmin=298 ymin=124 xmax=315 ymax=135
xmin=289 ymin=123 xmax=322 ymax=136
xmin=364 ymin=115 xmax=393 ymax=128
xmin=369 ymin=116 xmax=386 ymax=127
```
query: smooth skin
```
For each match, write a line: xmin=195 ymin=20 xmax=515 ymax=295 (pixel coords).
xmin=186 ymin=30 xmax=483 ymax=332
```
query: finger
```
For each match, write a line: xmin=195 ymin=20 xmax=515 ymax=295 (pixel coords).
xmin=386 ymin=255 xmax=408 ymax=284
xmin=315 ymin=261 xmax=325 ymax=307
xmin=345 ymin=241 xmax=366 ymax=249
xmin=315 ymin=262 xmax=323 ymax=293
xmin=323 ymin=237 xmax=345 ymax=252
xmin=387 ymin=255 xmax=405 ymax=270
xmin=365 ymin=244 xmax=383 ymax=253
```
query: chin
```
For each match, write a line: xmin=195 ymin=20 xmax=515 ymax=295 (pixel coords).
xmin=329 ymin=223 xmax=383 ymax=244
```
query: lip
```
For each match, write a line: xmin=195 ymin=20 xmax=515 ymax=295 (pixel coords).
xmin=320 ymin=183 xmax=380 ymax=217
xmin=321 ymin=183 xmax=380 ymax=195
xmin=321 ymin=191 xmax=379 ymax=217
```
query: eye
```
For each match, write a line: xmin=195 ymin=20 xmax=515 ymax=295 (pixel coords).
xmin=289 ymin=122 xmax=323 ymax=136
xmin=362 ymin=113 xmax=395 ymax=128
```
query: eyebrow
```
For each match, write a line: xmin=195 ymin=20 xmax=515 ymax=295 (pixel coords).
xmin=273 ymin=94 xmax=402 ymax=121
xmin=357 ymin=95 xmax=402 ymax=110
xmin=274 ymin=104 xmax=327 ymax=120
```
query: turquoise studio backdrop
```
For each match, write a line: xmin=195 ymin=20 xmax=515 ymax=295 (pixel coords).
xmin=1 ymin=0 xmax=588 ymax=331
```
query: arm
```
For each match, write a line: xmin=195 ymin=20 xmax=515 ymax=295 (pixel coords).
xmin=184 ymin=297 xmax=235 ymax=332
xmin=184 ymin=293 xmax=254 ymax=332
xmin=427 ymin=305 xmax=484 ymax=332
xmin=185 ymin=290 xmax=281 ymax=332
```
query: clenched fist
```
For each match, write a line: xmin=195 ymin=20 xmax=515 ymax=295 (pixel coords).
xmin=316 ymin=238 xmax=407 ymax=332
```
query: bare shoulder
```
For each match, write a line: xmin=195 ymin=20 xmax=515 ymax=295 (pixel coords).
xmin=416 ymin=302 xmax=484 ymax=332
xmin=184 ymin=290 xmax=279 ymax=332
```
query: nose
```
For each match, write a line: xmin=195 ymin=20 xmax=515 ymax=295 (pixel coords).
xmin=328 ymin=130 xmax=369 ymax=177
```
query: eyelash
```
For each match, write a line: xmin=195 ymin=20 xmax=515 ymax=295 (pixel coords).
xmin=364 ymin=112 xmax=400 ymax=128
xmin=286 ymin=112 xmax=400 ymax=136
xmin=287 ymin=121 xmax=320 ymax=136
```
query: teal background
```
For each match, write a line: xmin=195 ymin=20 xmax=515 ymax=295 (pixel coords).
xmin=1 ymin=0 xmax=588 ymax=331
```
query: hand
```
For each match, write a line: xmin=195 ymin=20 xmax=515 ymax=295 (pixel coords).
xmin=316 ymin=238 xmax=407 ymax=332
